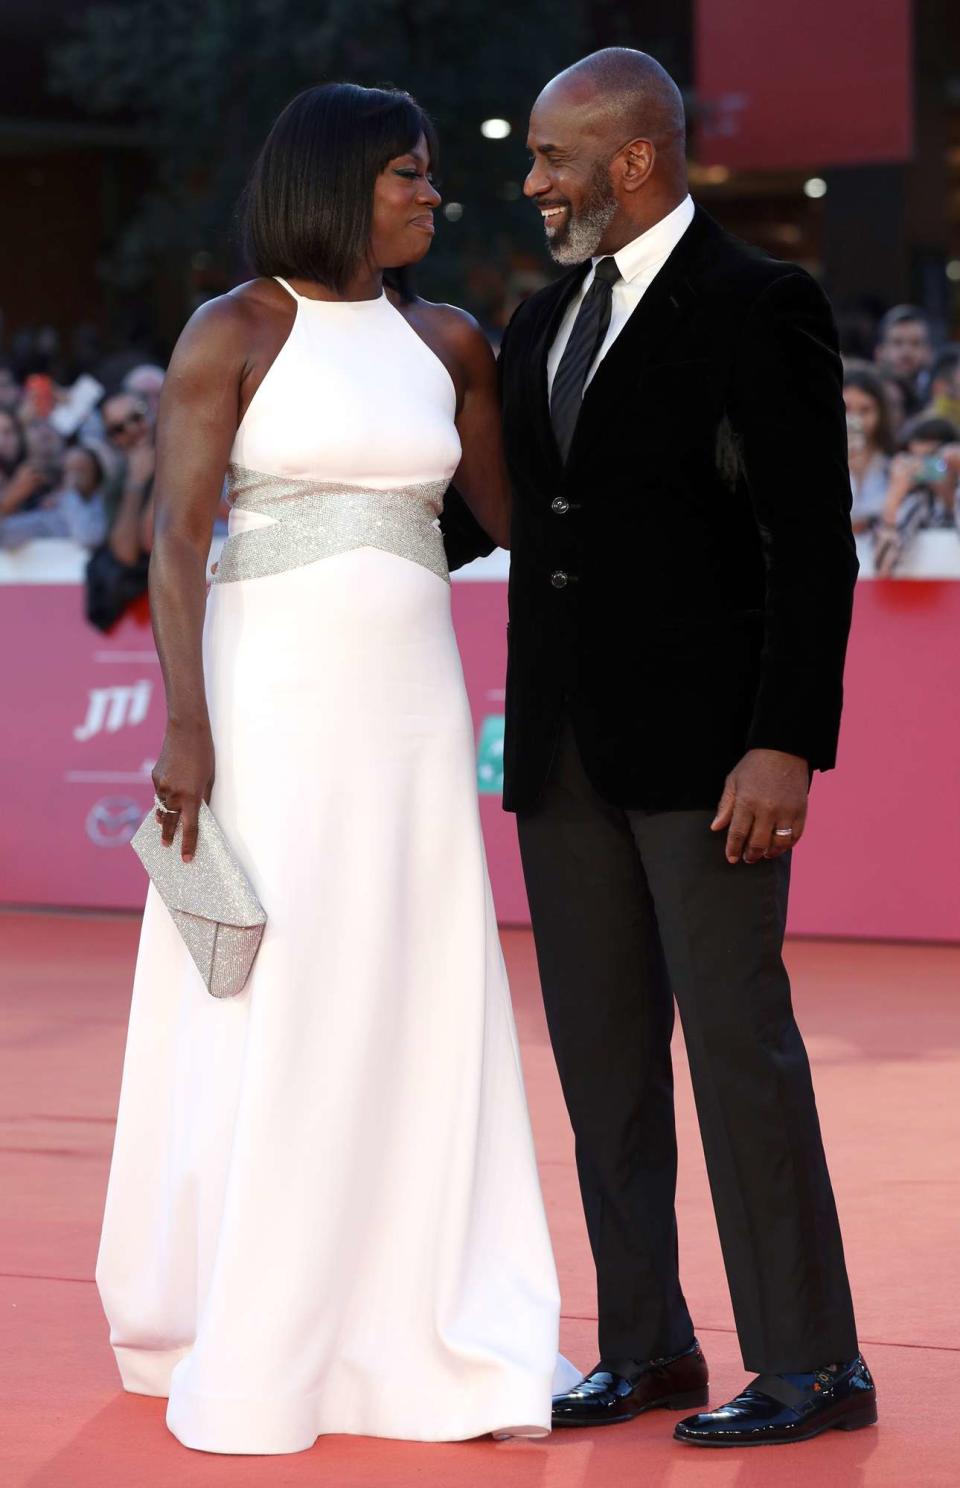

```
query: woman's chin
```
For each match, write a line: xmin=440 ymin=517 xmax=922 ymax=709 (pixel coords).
xmin=376 ymin=228 xmax=435 ymax=274
xmin=398 ymin=235 xmax=435 ymax=268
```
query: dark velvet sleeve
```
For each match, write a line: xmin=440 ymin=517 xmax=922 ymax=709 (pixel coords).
xmin=727 ymin=272 xmax=859 ymax=771
xmin=439 ymin=484 xmax=496 ymax=573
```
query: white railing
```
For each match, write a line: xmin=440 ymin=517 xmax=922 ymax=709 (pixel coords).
xmin=2 ymin=531 xmax=959 ymax=585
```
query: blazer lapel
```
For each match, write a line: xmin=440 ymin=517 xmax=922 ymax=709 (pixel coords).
xmin=571 ymin=206 xmax=721 ymax=449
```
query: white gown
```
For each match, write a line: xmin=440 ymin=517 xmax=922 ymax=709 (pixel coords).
xmin=96 ymin=277 xmax=579 ymax=1454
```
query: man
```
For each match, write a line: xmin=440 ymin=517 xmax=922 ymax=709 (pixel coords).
xmin=84 ymin=392 xmax=155 ymax=632
xmin=101 ymin=391 xmax=156 ymax=564
xmin=496 ymin=49 xmax=876 ymax=1448
xmin=874 ymin=304 xmax=934 ymax=415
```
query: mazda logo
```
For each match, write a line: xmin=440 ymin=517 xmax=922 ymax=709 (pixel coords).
xmin=86 ymin=796 xmax=143 ymax=848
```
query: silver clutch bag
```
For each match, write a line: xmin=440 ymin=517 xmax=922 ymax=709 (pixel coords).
xmin=131 ymin=801 xmax=266 ymax=998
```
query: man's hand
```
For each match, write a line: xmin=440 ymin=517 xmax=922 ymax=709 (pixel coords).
xmin=711 ymin=749 xmax=810 ymax=864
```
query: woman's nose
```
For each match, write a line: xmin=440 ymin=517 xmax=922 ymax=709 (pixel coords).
xmin=420 ymin=179 xmax=442 ymax=207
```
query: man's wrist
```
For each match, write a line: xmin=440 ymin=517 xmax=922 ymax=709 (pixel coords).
xmin=744 ymin=744 xmax=811 ymax=770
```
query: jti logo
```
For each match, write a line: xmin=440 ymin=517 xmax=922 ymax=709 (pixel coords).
xmin=74 ymin=681 xmax=153 ymax=743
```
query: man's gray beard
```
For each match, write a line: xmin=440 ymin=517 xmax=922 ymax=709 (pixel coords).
xmin=548 ymin=173 xmax=617 ymax=266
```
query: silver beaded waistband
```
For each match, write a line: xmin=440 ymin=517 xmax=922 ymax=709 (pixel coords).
xmin=212 ymin=463 xmax=452 ymax=585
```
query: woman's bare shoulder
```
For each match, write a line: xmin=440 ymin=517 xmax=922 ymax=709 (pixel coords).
xmin=172 ymin=280 xmax=293 ymax=364
xmin=407 ymin=297 xmax=495 ymax=381
xmin=414 ymin=298 xmax=487 ymax=346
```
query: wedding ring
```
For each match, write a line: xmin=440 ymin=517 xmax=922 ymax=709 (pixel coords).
xmin=154 ymin=793 xmax=178 ymax=815
xmin=773 ymin=826 xmax=793 ymax=837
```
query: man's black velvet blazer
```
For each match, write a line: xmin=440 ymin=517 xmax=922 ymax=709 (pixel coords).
xmin=492 ymin=204 xmax=859 ymax=815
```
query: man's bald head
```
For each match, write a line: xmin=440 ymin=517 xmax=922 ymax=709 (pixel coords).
xmin=525 ymin=49 xmax=689 ymax=263
xmin=540 ymin=48 xmax=686 ymax=156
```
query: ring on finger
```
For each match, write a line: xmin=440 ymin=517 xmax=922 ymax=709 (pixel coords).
xmin=773 ymin=826 xmax=794 ymax=838
xmin=154 ymin=793 xmax=179 ymax=816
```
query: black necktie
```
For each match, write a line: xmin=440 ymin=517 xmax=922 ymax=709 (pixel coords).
xmin=550 ymin=256 xmax=621 ymax=461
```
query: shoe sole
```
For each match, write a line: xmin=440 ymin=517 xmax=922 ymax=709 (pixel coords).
xmin=553 ymin=1388 xmax=710 ymax=1428
xmin=674 ymin=1398 xmax=879 ymax=1447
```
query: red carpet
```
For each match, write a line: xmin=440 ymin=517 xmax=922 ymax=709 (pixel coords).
xmin=2 ymin=910 xmax=958 ymax=1487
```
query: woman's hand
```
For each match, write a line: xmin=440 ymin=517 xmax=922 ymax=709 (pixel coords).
xmin=152 ymin=719 xmax=215 ymax=863
xmin=0 ymin=462 xmax=47 ymax=516
xmin=882 ymin=452 xmax=921 ymax=525
xmin=942 ymin=443 xmax=960 ymax=477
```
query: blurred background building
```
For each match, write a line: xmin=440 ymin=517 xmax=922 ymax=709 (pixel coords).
xmin=2 ymin=0 xmax=959 ymax=357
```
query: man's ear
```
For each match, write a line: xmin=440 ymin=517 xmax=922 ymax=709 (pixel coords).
xmin=617 ymin=138 xmax=656 ymax=193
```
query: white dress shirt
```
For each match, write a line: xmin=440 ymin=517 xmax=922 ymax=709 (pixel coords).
xmin=547 ymin=194 xmax=696 ymax=396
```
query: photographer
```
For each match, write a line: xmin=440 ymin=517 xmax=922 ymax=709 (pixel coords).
xmin=101 ymin=392 xmax=155 ymax=563
xmin=84 ymin=392 xmax=155 ymax=630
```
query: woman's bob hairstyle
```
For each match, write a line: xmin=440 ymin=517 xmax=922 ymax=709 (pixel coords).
xmin=241 ymin=82 xmax=438 ymax=295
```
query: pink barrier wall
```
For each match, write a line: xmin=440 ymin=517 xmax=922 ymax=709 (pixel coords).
xmin=788 ymin=580 xmax=960 ymax=942
xmin=456 ymin=579 xmax=960 ymax=942
xmin=1 ymin=579 xmax=957 ymax=942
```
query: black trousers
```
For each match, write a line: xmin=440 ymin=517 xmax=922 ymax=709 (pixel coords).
xmin=517 ymin=716 xmax=858 ymax=1374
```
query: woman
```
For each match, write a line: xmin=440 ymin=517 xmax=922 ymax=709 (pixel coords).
xmin=96 ymin=83 xmax=577 ymax=1454
xmin=842 ymin=364 xmax=895 ymax=534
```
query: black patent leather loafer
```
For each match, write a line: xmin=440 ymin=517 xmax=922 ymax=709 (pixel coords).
xmin=674 ymin=1354 xmax=877 ymax=1446
xmin=552 ymin=1340 xmax=708 ymax=1427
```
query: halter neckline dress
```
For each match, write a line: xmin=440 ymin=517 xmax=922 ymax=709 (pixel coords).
xmin=96 ymin=276 xmax=578 ymax=1453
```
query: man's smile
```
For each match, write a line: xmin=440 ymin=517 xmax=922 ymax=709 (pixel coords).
xmin=540 ymin=204 xmax=569 ymax=231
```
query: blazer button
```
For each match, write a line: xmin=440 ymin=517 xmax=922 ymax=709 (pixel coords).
xmin=550 ymin=569 xmax=569 ymax=589
xmin=551 ymin=497 xmax=570 ymax=514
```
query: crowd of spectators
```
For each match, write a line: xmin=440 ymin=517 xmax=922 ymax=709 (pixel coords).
xmin=0 ymin=326 xmax=169 ymax=626
xmin=1 ymin=297 xmax=959 ymax=629
xmin=845 ymin=305 xmax=960 ymax=574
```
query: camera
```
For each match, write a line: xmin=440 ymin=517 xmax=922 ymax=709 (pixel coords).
xmin=915 ymin=454 xmax=948 ymax=486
